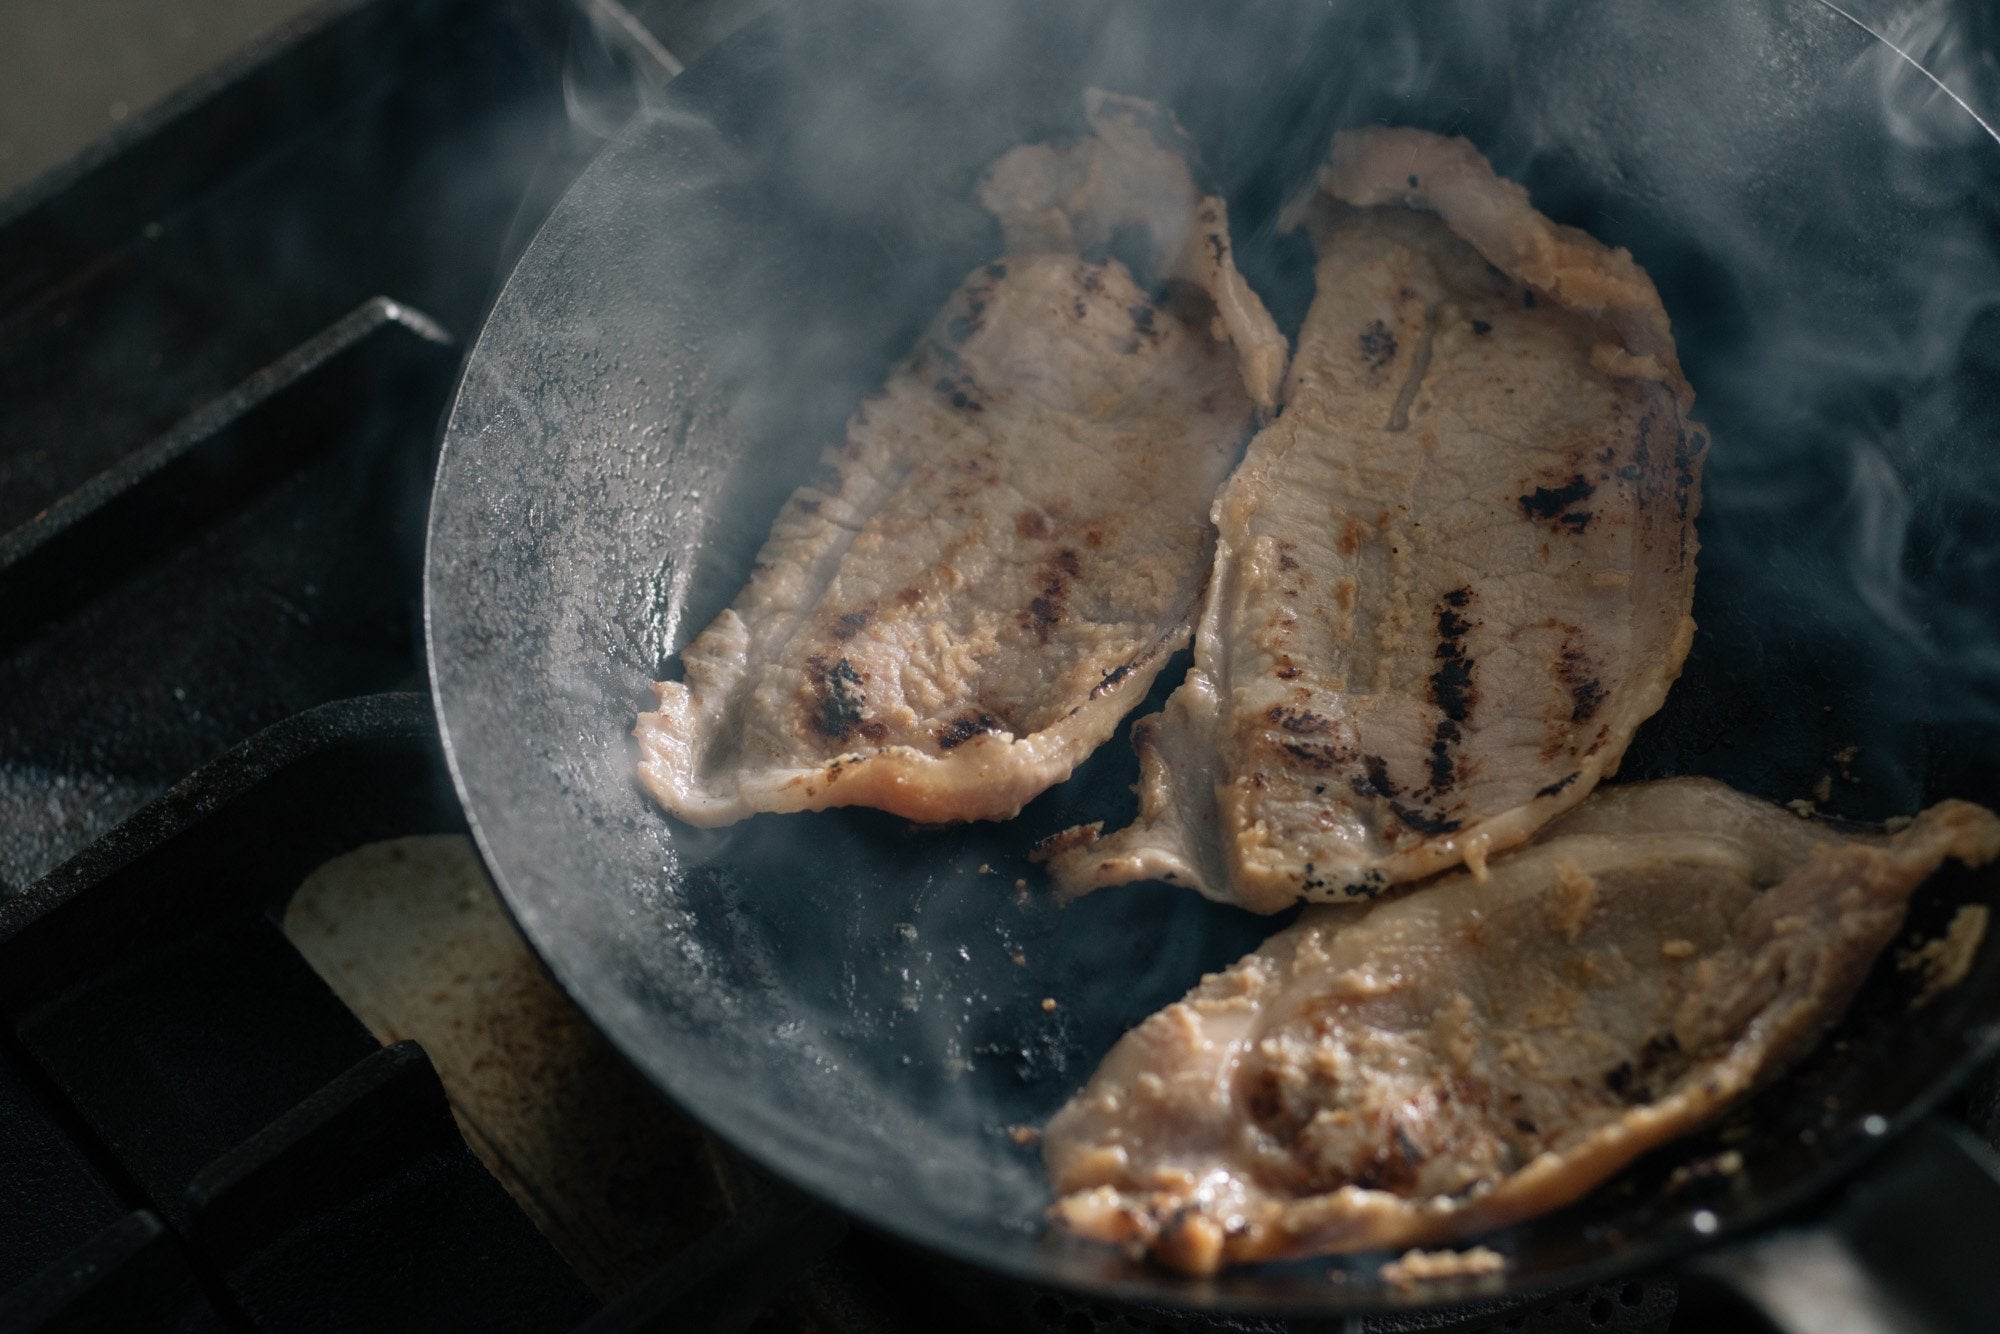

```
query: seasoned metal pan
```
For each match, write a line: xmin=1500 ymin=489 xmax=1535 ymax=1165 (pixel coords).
xmin=425 ymin=0 xmax=2000 ymax=1321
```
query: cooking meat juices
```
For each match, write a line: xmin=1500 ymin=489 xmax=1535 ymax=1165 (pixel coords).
xmin=1044 ymin=780 xmax=2000 ymax=1274
xmin=636 ymin=92 xmax=1284 ymax=825
xmin=1042 ymin=128 xmax=1706 ymax=912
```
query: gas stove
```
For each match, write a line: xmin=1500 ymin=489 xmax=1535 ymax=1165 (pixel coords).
xmin=0 ymin=2 xmax=1991 ymax=1331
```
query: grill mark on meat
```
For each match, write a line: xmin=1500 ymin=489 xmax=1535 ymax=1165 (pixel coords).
xmin=1282 ymin=740 xmax=1347 ymax=770
xmin=1389 ymin=804 xmax=1463 ymax=836
xmin=1352 ymin=754 xmax=1401 ymax=799
xmin=1352 ymin=754 xmax=1462 ymax=836
xmin=1422 ymin=587 xmax=1476 ymax=797
xmin=935 ymin=712 xmax=1001 ymax=750
xmin=832 ymin=610 xmax=872 ymax=641
xmin=1020 ymin=548 xmax=1084 ymax=643
xmin=1518 ymin=475 xmax=1596 ymax=528
xmin=1558 ymin=641 xmax=1606 ymax=725
xmin=1358 ymin=778 xmax=1399 ymax=818
xmin=807 ymin=656 xmax=869 ymax=739
xmin=1386 ymin=305 xmax=1439 ymax=432
xmin=1431 ymin=587 xmax=1476 ymax=719
xmin=1426 ymin=730 xmax=1459 ymax=794
xmin=1269 ymin=705 xmax=1334 ymax=736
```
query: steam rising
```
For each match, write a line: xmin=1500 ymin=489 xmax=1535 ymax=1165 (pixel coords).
xmin=493 ymin=0 xmax=2000 ymax=1260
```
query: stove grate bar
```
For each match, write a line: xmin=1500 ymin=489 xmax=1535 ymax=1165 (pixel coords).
xmin=0 ymin=297 xmax=453 ymax=575
xmin=0 ymin=693 xmax=600 ymax=1330
xmin=0 ymin=1210 xmax=226 ymax=1333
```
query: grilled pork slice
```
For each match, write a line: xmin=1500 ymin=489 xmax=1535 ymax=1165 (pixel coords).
xmin=637 ymin=94 xmax=1283 ymax=826
xmin=1043 ymin=128 xmax=1705 ymax=911
xmin=1044 ymin=780 xmax=2000 ymax=1275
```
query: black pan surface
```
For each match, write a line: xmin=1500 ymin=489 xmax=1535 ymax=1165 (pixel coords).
xmin=425 ymin=0 xmax=2000 ymax=1312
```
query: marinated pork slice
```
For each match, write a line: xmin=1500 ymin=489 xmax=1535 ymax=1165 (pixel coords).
xmin=637 ymin=94 xmax=1283 ymax=826
xmin=1043 ymin=128 xmax=1705 ymax=911
xmin=1044 ymin=779 xmax=2000 ymax=1274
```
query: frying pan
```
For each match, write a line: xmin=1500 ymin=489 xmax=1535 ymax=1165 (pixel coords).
xmin=424 ymin=0 xmax=2000 ymax=1322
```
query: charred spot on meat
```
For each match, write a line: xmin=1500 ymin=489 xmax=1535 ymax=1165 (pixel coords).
xmin=807 ymin=656 xmax=867 ymax=739
xmin=1518 ymin=475 xmax=1596 ymax=527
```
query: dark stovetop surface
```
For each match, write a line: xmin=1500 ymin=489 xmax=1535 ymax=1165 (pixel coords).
xmin=0 ymin=0 xmax=675 ymax=892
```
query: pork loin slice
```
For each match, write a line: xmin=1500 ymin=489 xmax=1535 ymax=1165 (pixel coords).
xmin=1043 ymin=128 xmax=1705 ymax=911
xmin=1045 ymin=779 xmax=2000 ymax=1274
xmin=636 ymin=93 xmax=1283 ymax=826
